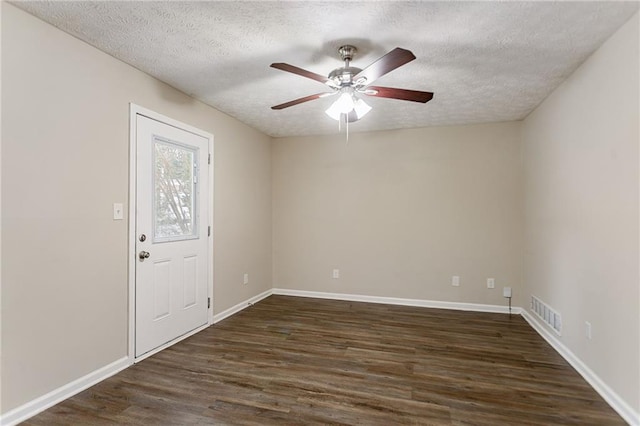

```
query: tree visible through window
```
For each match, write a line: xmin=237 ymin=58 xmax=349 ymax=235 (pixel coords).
xmin=153 ymin=139 xmax=197 ymax=240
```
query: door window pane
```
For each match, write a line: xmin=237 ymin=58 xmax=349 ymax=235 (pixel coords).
xmin=153 ymin=137 xmax=198 ymax=242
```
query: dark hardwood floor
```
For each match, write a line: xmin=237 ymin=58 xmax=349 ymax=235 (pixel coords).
xmin=24 ymin=295 xmax=625 ymax=425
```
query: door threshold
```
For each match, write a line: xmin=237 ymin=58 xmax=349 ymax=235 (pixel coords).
xmin=133 ymin=322 xmax=210 ymax=363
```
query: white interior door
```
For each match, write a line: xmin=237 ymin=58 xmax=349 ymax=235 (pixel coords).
xmin=135 ymin=113 xmax=210 ymax=358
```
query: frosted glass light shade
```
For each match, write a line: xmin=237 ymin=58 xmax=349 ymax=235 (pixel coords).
xmin=353 ymin=98 xmax=372 ymax=119
xmin=325 ymin=100 xmax=344 ymax=120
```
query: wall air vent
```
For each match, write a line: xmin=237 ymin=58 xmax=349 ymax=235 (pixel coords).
xmin=531 ymin=295 xmax=562 ymax=335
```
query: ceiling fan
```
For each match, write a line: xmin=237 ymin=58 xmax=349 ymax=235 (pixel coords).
xmin=270 ymin=45 xmax=433 ymax=123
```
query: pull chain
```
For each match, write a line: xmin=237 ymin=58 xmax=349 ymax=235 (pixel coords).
xmin=346 ymin=114 xmax=349 ymax=143
xmin=336 ymin=113 xmax=350 ymax=143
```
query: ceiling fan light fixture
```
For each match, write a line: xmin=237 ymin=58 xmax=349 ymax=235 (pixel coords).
xmin=325 ymin=92 xmax=353 ymax=120
xmin=325 ymin=90 xmax=370 ymax=121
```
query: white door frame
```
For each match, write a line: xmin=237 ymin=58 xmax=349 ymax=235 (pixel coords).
xmin=128 ymin=104 xmax=214 ymax=363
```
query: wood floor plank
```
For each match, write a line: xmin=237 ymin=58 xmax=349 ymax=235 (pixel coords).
xmin=23 ymin=295 xmax=625 ymax=425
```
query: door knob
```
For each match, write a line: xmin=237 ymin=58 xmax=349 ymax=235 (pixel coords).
xmin=139 ymin=251 xmax=150 ymax=261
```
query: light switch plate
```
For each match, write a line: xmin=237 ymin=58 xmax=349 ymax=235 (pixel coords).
xmin=113 ymin=203 xmax=124 ymax=220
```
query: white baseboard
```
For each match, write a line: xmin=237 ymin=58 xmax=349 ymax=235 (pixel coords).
xmin=212 ymin=289 xmax=273 ymax=324
xmin=521 ymin=310 xmax=639 ymax=426
xmin=0 ymin=356 xmax=130 ymax=426
xmin=272 ymin=288 xmax=518 ymax=314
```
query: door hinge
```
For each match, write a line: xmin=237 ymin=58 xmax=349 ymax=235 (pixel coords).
xmin=208 ymin=153 xmax=211 ymax=165
xmin=208 ymin=297 xmax=211 ymax=309
xmin=208 ymin=226 xmax=211 ymax=237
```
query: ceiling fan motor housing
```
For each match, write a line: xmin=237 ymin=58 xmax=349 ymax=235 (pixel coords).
xmin=328 ymin=45 xmax=366 ymax=88
xmin=328 ymin=66 xmax=363 ymax=87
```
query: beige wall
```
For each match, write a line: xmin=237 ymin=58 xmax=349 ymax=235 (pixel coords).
xmin=273 ymin=123 xmax=523 ymax=306
xmin=522 ymin=12 xmax=639 ymax=414
xmin=1 ymin=3 xmax=272 ymax=413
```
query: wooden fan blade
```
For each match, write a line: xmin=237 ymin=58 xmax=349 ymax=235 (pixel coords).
xmin=271 ymin=63 xmax=330 ymax=85
xmin=353 ymin=48 xmax=416 ymax=85
xmin=365 ymin=86 xmax=434 ymax=103
xmin=271 ymin=92 xmax=332 ymax=110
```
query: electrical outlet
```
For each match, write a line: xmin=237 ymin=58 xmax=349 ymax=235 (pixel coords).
xmin=487 ymin=278 xmax=495 ymax=289
xmin=332 ymin=269 xmax=340 ymax=279
xmin=452 ymin=276 xmax=460 ymax=286
xmin=243 ymin=273 xmax=249 ymax=285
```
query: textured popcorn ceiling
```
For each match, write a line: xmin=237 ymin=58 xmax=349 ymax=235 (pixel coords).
xmin=14 ymin=1 xmax=639 ymax=138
